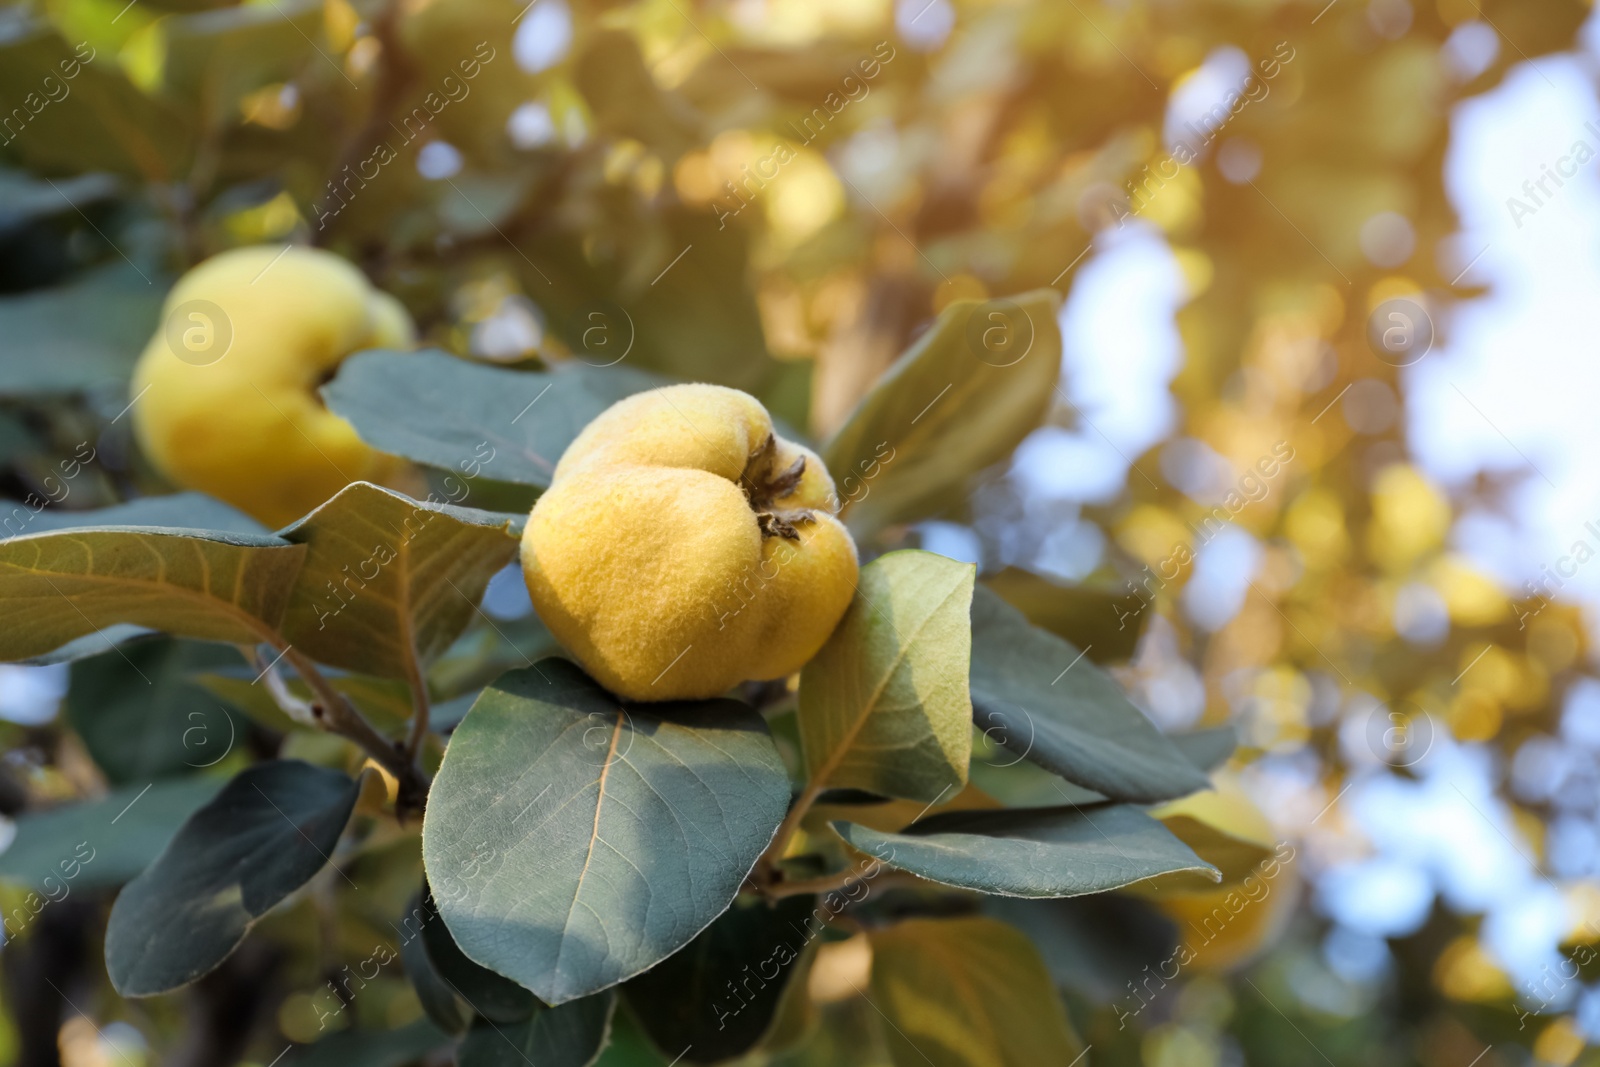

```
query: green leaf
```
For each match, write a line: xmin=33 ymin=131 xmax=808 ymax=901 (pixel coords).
xmin=623 ymin=894 xmax=817 ymax=1064
xmin=421 ymin=660 xmax=790 ymax=1005
xmin=833 ymin=804 xmax=1219 ymax=898
xmin=0 ymin=170 xmax=118 ymax=233
xmin=284 ymin=1020 xmax=454 ymax=1067
xmin=105 ymin=760 xmax=361 ymax=996
xmin=416 ymin=883 xmax=537 ymax=1024
xmin=506 ymin=208 xmax=777 ymax=393
xmin=797 ymin=550 xmax=974 ymax=804
xmin=322 ymin=350 xmax=667 ymax=488
xmin=0 ymin=264 xmax=166 ymax=396
xmin=968 ymin=586 xmax=1210 ymax=803
xmin=981 ymin=567 xmax=1147 ymax=664
xmin=1172 ymin=725 xmax=1239 ymax=772
xmin=0 ymin=517 xmax=304 ymax=662
xmin=21 ymin=623 xmax=149 ymax=665
xmin=869 ymin=916 xmax=1082 ymax=1067
xmin=277 ymin=482 xmax=520 ymax=679
xmin=457 ymin=992 xmax=617 ymax=1067
xmin=18 ymin=492 xmax=269 ymax=537
xmin=1150 ymin=814 xmax=1276 ymax=892
xmin=399 ymin=908 xmax=469 ymax=1036
xmin=984 ymin=894 xmax=1179 ymax=1004
xmin=0 ymin=22 xmax=195 ymax=178
xmin=65 ymin=636 xmax=244 ymax=784
xmin=822 ymin=291 xmax=1062 ymax=539
xmin=158 ymin=0 xmax=324 ymax=121
xmin=574 ymin=31 xmax=700 ymax=162
xmin=0 ymin=776 xmax=222 ymax=892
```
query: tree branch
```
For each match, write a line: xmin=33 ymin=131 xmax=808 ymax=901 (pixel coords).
xmin=276 ymin=644 xmax=430 ymax=816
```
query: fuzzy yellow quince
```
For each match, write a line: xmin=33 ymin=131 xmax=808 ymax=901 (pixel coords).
xmin=131 ymin=246 xmax=415 ymax=528
xmin=521 ymin=384 xmax=859 ymax=702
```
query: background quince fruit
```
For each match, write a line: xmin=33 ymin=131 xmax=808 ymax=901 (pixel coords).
xmin=131 ymin=246 xmax=415 ymax=527
xmin=521 ymin=384 xmax=859 ymax=701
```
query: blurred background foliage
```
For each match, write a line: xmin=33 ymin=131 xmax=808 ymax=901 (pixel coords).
xmin=0 ymin=0 xmax=1597 ymax=1064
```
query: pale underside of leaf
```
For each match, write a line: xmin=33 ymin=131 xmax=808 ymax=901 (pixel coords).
xmin=799 ymin=551 xmax=975 ymax=803
xmin=834 ymin=803 xmax=1220 ymax=898
xmin=278 ymin=482 xmax=519 ymax=678
xmin=870 ymin=917 xmax=1082 ymax=1067
xmin=0 ymin=525 xmax=304 ymax=661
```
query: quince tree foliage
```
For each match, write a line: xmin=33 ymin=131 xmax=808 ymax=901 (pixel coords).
xmin=0 ymin=0 xmax=1590 ymax=1063
xmin=0 ymin=243 xmax=1231 ymax=1065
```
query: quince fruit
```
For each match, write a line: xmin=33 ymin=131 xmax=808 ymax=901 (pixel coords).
xmin=131 ymin=246 xmax=414 ymax=528
xmin=521 ymin=384 xmax=859 ymax=701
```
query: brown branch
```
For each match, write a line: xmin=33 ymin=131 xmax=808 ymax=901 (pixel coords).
xmin=278 ymin=644 xmax=430 ymax=817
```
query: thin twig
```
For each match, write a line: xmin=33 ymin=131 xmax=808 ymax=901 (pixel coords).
xmin=278 ymin=643 xmax=430 ymax=814
xmin=757 ymin=781 xmax=824 ymax=881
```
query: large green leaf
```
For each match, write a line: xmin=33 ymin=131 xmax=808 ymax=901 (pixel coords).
xmin=421 ymin=660 xmax=790 ymax=1005
xmin=0 ymin=265 xmax=166 ymax=396
xmin=623 ymin=894 xmax=817 ymax=1064
xmin=65 ymin=637 xmax=244 ymax=784
xmin=797 ymin=550 xmax=974 ymax=803
xmin=0 ymin=516 xmax=304 ymax=662
xmin=19 ymin=493 xmax=268 ymax=537
xmin=416 ymin=883 xmax=537 ymax=1024
xmin=105 ymin=760 xmax=361 ymax=996
xmin=0 ymin=776 xmax=222 ymax=891
xmin=822 ymin=291 xmax=1062 ymax=538
xmin=322 ymin=350 xmax=666 ymax=488
xmin=398 ymin=897 xmax=469 ymax=1036
xmin=968 ymin=586 xmax=1210 ymax=803
xmin=457 ymin=992 xmax=616 ymax=1067
xmin=833 ymin=804 xmax=1218 ymax=898
xmin=869 ymin=917 xmax=1082 ymax=1067
xmin=278 ymin=482 xmax=520 ymax=678
xmin=981 ymin=567 xmax=1147 ymax=664
xmin=984 ymin=894 xmax=1179 ymax=1004
xmin=0 ymin=20 xmax=195 ymax=178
